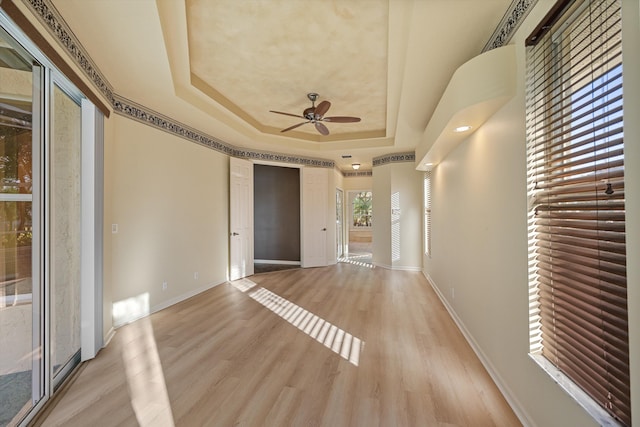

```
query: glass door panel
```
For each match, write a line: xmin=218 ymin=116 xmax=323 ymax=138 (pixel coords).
xmin=0 ymin=28 xmax=41 ymax=426
xmin=50 ymin=83 xmax=81 ymax=385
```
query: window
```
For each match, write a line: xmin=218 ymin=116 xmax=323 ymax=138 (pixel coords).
xmin=424 ymin=171 xmax=432 ymax=256
xmin=525 ymin=0 xmax=629 ymax=425
xmin=350 ymin=191 xmax=372 ymax=228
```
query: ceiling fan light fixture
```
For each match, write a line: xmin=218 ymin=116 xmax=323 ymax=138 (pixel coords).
xmin=352 ymin=163 xmax=361 ymax=170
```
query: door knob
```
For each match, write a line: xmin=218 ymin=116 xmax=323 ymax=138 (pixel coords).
xmin=231 ymin=232 xmax=239 ymax=236
xmin=322 ymin=228 xmax=327 ymax=231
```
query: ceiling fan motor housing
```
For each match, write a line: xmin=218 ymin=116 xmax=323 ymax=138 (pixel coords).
xmin=303 ymin=107 xmax=316 ymax=121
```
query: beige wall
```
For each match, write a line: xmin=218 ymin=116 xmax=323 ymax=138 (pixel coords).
xmin=373 ymin=163 xmax=422 ymax=270
xmin=341 ymin=175 xmax=372 ymax=192
xmin=372 ymin=166 xmax=391 ymax=267
xmin=105 ymin=115 xmax=229 ymax=326
xmin=423 ymin=0 xmax=639 ymax=425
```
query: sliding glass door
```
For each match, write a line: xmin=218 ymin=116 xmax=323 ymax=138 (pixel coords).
xmin=0 ymin=16 xmax=95 ymax=426
xmin=0 ymin=27 xmax=43 ymax=426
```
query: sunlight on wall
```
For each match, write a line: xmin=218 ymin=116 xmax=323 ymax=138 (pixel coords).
xmin=112 ymin=293 xmax=150 ymax=327
xmin=120 ymin=317 xmax=175 ymax=426
xmin=230 ymin=278 xmax=364 ymax=366
xmin=391 ymin=192 xmax=401 ymax=262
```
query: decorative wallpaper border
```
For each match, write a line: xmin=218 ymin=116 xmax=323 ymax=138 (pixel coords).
xmin=482 ymin=0 xmax=538 ymax=52
xmin=372 ymin=152 xmax=415 ymax=167
xmin=21 ymin=0 xmax=524 ymax=171
xmin=23 ymin=0 xmax=115 ymax=104
xmin=343 ymin=171 xmax=373 ymax=177
xmin=113 ymin=95 xmax=335 ymax=168
xmin=21 ymin=0 xmax=336 ymax=169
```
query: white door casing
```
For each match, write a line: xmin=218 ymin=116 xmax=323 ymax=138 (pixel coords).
xmin=301 ymin=167 xmax=328 ymax=268
xmin=229 ymin=157 xmax=254 ymax=280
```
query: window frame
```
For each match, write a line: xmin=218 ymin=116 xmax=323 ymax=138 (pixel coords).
xmin=525 ymin=0 xmax=630 ymax=426
xmin=348 ymin=190 xmax=373 ymax=231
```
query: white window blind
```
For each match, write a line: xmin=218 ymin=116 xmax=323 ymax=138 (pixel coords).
xmin=525 ymin=0 xmax=629 ymax=425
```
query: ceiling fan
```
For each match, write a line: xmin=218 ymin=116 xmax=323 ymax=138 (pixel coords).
xmin=269 ymin=93 xmax=361 ymax=136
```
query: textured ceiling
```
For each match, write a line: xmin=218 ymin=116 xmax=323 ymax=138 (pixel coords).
xmin=186 ymin=0 xmax=388 ymax=141
xmin=50 ymin=0 xmax=513 ymax=171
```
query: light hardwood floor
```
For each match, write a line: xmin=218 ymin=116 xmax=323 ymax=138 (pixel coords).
xmin=35 ymin=263 xmax=521 ymax=427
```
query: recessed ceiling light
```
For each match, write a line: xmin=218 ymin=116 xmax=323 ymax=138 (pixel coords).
xmin=454 ymin=125 xmax=472 ymax=133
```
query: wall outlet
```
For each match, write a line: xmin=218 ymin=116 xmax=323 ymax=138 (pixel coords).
xmin=111 ymin=224 xmax=118 ymax=234
xmin=162 ymin=281 xmax=168 ymax=291
xmin=194 ymin=272 xmax=199 ymax=280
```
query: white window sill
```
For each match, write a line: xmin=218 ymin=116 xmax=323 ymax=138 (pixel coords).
xmin=529 ymin=353 xmax=624 ymax=427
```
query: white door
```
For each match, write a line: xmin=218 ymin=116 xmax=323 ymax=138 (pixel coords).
xmin=229 ymin=157 xmax=253 ymax=280
xmin=336 ymin=188 xmax=344 ymax=258
xmin=301 ymin=167 xmax=328 ymax=267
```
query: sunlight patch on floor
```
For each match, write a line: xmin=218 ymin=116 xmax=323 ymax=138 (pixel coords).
xmin=338 ymin=256 xmax=374 ymax=269
xmin=230 ymin=279 xmax=364 ymax=366
xmin=120 ymin=317 xmax=175 ymax=426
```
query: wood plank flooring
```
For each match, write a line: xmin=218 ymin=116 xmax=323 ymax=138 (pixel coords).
xmin=35 ymin=263 xmax=521 ymax=427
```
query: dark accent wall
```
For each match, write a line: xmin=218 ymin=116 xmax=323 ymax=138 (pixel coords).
xmin=254 ymin=165 xmax=301 ymax=261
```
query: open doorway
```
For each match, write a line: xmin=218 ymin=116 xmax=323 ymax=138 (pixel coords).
xmin=343 ymin=190 xmax=372 ymax=266
xmin=253 ymin=164 xmax=301 ymax=274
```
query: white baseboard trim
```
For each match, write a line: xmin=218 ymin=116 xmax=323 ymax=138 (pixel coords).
xmin=422 ymin=271 xmax=535 ymax=427
xmin=391 ymin=265 xmax=422 ymax=272
xmin=373 ymin=262 xmax=422 ymax=272
xmin=373 ymin=262 xmax=392 ymax=269
xmin=113 ymin=280 xmax=224 ymax=328
xmin=150 ymin=280 xmax=224 ymax=316
xmin=103 ymin=327 xmax=116 ymax=347
xmin=254 ymin=259 xmax=301 ymax=265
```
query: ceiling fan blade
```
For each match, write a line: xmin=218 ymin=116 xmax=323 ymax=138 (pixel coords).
xmin=270 ymin=110 xmax=306 ymax=119
xmin=314 ymin=100 xmax=331 ymax=118
xmin=280 ymin=121 xmax=309 ymax=133
xmin=315 ymin=122 xmax=330 ymax=136
xmin=323 ymin=116 xmax=361 ymax=123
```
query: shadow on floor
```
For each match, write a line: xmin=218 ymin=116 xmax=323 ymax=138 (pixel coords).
xmin=254 ymin=264 xmax=300 ymax=274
